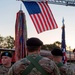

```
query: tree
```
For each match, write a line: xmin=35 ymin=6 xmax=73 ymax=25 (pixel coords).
xmin=3 ymin=36 xmax=14 ymax=49
xmin=54 ymin=41 xmax=61 ymax=47
xmin=53 ymin=41 xmax=61 ymax=48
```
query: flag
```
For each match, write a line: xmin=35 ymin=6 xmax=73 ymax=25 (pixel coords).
xmin=22 ymin=1 xmax=58 ymax=33
xmin=15 ymin=10 xmax=27 ymax=61
xmin=61 ymin=18 xmax=67 ymax=64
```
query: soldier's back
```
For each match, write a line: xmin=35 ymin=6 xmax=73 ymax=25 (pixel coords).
xmin=8 ymin=54 xmax=60 ymax=75
xmin=57 ymin=63 xmax=74 ymax=75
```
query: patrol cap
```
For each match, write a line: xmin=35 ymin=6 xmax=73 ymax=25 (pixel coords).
xmin=51 ymin=48 xmax=63 ymax=56
xmin=26 ymin=37 xmax=43 ymax=46
xmin=1 ymin=52 xmax=12 ymax=58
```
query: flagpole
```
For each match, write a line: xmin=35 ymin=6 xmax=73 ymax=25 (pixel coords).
xmin=61 ymin=18 xmax=67 ymax=64
xmin=62 ymin=17 xmax=64 ymax=26
xmin=20 ymin=4 xmax=22 ymax=10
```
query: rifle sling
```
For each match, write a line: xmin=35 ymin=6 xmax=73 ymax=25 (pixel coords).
xmin=22 ymin=55 xmax=49 ymax=75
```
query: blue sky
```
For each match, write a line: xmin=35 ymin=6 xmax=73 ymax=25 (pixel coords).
xmin=0 ymin=0 xmax=75 ymax=49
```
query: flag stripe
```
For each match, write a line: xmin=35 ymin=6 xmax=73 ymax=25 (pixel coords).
xmin=31 ymin=12 xmax=46 ymax=33
xmin=40 ymin=2 xmax=52 ymax=30
xmin=30 ymin=14 xmax=42 ymax=33
xmin=35 ymin=14 xmax=45 ymax=32
xmin=44 ymin=2 xmax=58 ymax=29
xmin=39 ymin=2 xmax=51 ymax=30
xmin=37 ymin=14 xmax=46 ymax=31
xmin=30 ymin=15 xmax=39 ymax=32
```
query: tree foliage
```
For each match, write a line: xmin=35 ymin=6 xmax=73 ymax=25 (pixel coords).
xmin=0 ymin=35 xmax=14 ymax=49
xmin=0 ymin=34 xmax=62 ymax=50
xmin=4 ymin=36 xmax=14 ymax=48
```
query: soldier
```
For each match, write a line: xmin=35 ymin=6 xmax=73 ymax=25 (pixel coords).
xmin=51 ymin=48 xmax=74 ymax=75
xmin=0 ymin=51 xmax=12 ymax=75
xmin=8 ymin=37 xmax=60 ymax=75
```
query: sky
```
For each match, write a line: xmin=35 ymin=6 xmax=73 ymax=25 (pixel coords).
xmin=0 ymin=0 xmax=75 ymax=50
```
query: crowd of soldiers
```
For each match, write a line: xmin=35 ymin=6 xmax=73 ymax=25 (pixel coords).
xmin=0 ymin=37 xmax=75 ymax=75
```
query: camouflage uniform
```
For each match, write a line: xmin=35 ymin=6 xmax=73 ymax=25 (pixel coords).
xmin=0 ymin=65 xmax=11 ymax=75
xmin=51 ymin=48 xmax=74 ymax=75
xmin=56 ymin=62 xmax=74 ymax=75
xmin=8 ymin=54 xmax=60 ymax=75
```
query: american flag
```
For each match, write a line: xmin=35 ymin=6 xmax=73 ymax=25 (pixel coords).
xmin=15 ymin=10 xmax=27 ymax=61
xmin=61 ymin=18 xmax=67 ymax=64
xmin=22 ymin=1 xmax=58 ymax=33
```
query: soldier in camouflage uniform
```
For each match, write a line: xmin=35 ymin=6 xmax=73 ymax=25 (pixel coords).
xmin=51 ymin=48 xmax=74 ymax=75
xmin=0 ymin=52 xmax=12 ymax=75
xmin=8 ymin=37 xmax=60 ymax=75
